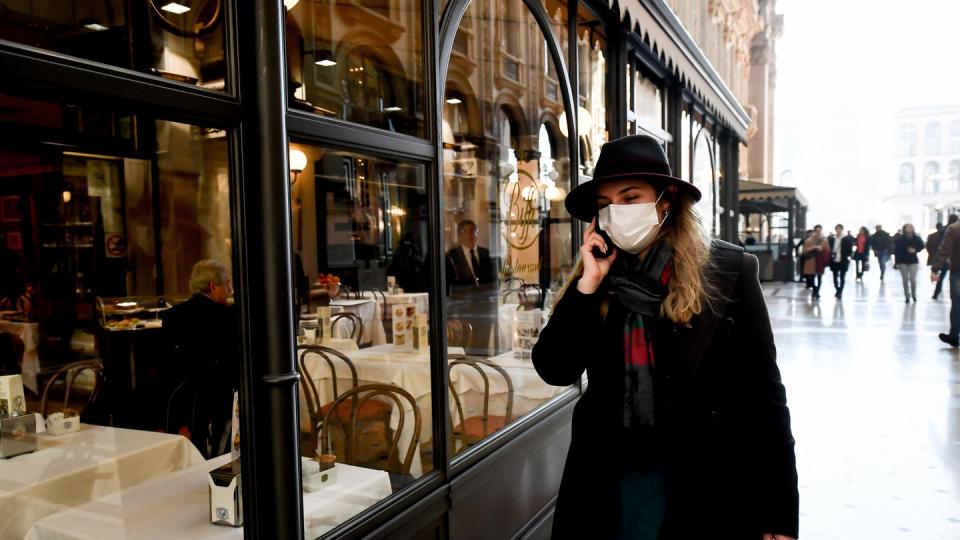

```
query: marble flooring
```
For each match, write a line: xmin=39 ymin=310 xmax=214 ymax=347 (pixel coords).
xmin=765 ymin=267 xmax=959 ymax=539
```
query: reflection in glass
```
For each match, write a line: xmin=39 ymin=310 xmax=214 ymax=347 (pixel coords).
xmin=289 ymin=143 xmax=437 ymax=535
xmin=0 ymin=0 xmax=228 ymax=90
xmin=285 ymin=0 xmax=425 ymax=137
xmin=442 ymin=0 xmax=575 ymax=459
xmin=692 ymin=125 xmax=716 ymax=234
xmin=575 ymin=3 xmax=607 ymax=177
xmin=627 ymin=61 xmax=665 ymax=140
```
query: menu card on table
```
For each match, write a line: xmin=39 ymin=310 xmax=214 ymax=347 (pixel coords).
xmin=391 ymin=303 xmax=418 ymax=349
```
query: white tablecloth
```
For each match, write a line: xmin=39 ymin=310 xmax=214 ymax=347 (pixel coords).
xmin=0 ymin=424 xmax=204 ymax=540
xmin=298 ymin=344 xmax=565 ymax=478
xmin=360 ymin=292 xmax=430 ymax=345
xmin=0 ymin=320 xmax=40 ymax=393
xmin=24 ymin=454 xmax=392 ymax=540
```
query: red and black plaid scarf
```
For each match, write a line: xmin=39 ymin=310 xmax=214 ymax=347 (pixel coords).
xmin=607 ymin=242 xmax=673 ymax=429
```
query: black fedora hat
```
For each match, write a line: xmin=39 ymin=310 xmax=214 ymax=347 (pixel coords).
xmin=564 ymin=134 xmax=701 ymax=222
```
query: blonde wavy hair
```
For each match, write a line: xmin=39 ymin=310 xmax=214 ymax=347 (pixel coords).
xmin=553 ymin=189 xmax=716 ymax=325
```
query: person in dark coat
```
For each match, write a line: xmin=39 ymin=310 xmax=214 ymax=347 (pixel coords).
xmin=928 ymin=214 xmax=957 ymax=300
xmin=931 ymin=217 xmax=960 ymax=347
xmin=871 ymin=225 xmax=893 ymax=281
xmin=533 ymin=135 xmax=798 ymax=540
xmin=161 ymin=259 xmax=239 ymax=457
xmin=827 ymin=224 xmax=855 ymax=298
xmin=445 ymin=219 xmax=496 ymax=287
xmin=894 ymin=224 xmax=925 ymax=303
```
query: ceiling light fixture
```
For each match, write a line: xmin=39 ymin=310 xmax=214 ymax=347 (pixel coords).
xmin=446 ymin=97 xmax=462 ymax=105
xmin=84 ymin=22 xmax=108 ymax=31
xmin=315 ymin=59 xmax=337 ymax=67
xmin=161 ymin=2 xmax=191 ymax=14
xmin=283 ymin=0 xmax=300 ymax=9
xmin=383 ymin=106 xmax=402 ymax=112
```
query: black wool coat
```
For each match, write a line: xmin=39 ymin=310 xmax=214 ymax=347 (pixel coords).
xmin=532 ymin=242 xmax=799 ymax=539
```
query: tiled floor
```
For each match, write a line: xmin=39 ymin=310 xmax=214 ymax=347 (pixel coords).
xmin=765 ymin=267 xmax=959 ymax=539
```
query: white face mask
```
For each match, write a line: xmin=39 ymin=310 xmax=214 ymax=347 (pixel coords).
xmin=597 ymin=191 xmax=667 ymax=254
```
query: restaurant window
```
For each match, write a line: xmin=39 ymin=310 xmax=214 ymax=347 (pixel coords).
xmin=442 ymin=0 xmax=576 ymax=459
xmin=923 ymin=161 xmax=940 ymax=194
xmin=288 ymin=141 xmax=438 ymax=535
xmin=681 ymin=109 xmax=692 ymax=181
xmin=692 ymin=125 xmax=716 ymax=235
xmin=0 ymin=86 xmax=243 ymax=538
xmin=899 ymin=163 xmax=915 ymax=194
xmin=575 ymin=3 xmax=607 ymax=177
xmin=0 ymin=0 xmax=228 ymax=91
xmin=285 ymin=0 xmax=425 ymax=138
xmin=924 ymin=122 xmax=941 ymax=155
xmin=948 ymin=161 xmax=960 ymax=192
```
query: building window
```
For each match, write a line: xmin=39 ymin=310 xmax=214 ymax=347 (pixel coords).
xmin=899 ymin=124 xmax=916 ymax=156
xmin=286 ymin=0 xmax=426 ymax=138
xmin=950 ymin=121 xmax=960 ymax=154
xmin=0 ymin=0 xmax=228 ymax=91
xmin=948 ymin=161 xmax=960 ymax=192
xmin=899 ymin=163 xmax=915 ymax=194
xmin=575 ymin=3 xmax=607 ymax=177
xmin=441 ymin=0 xmax=576 ymax=460
xmin=924 ymin=122 xmax=941 ymax=155
xmin=923 ymin=161 xmax=940 ymax=194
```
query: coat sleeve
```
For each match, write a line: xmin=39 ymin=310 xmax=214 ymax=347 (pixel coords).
xmin=933 ymin=225 xmax=956 ymax=272
xmin=532 ymin=281 xmax=605 ymax=386
xmin=734 ymin=254 xmax=799 ymax=537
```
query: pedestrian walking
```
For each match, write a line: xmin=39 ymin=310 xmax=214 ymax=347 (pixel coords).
xmin=803 ymin=225 xmax=829 ymax=300
xmin=854 ymin=226 xmax=871 ymax=280
xmin=828 ymin=224 xmax=854 ymax=298
xmin=796 ymin=229 xmax=813 ymax=286
xmin=533 ymin=134 xmax=798 ymax=540
xmin=928 ymin=214 xmax=957 ymax=300
xmin=871 ymin=225 xmax=892 ymax=281
xmin=895 ymin=223 xmax=924 ymax=303
xmin=931 ymin=217 xmax=959 ymax=347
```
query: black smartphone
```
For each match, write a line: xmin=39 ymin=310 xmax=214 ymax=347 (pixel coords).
xmin=591 ymin=224 xmax=612 ymax=259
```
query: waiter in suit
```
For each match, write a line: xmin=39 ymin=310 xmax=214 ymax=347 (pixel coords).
xmin=446 ymin=219 xmax=496 ymax=287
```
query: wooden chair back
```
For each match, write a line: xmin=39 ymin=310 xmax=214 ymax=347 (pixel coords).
xmin=40 ymin=360 xmax=104 ymax=417
xmin=331 ymin=312 xmax=364 ymax=345
xmin=446 ymin=319 xmax=473 ymax=349
xmin=447 ymin=356 xmax=513 ymax=443
xmin=318 ymin=383 xmax=421 ymax=475
xmin=297 ymin=345 xmax=358 ymax=451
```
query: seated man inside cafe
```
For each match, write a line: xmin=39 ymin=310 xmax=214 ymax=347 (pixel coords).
xmin=161 ymin=259 xmax=239 ymax=457
xmin=445 ymin=219 xmax=499 ymax=353
xmin=445 ymin=219 xmax=496 ymax=288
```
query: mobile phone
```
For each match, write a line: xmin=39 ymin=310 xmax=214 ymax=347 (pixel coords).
xmin=591 ymin=225 xmax=612 ymax=259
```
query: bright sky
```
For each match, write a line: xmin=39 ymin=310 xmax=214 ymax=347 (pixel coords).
xmin=774 ymin=0 xmax=960 ymax=233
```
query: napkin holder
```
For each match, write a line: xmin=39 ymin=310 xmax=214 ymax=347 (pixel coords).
xmin=303 ymin=454 xmax=339 ymax=492
xmin=45 ymin=413 xmax=81 ymax=435
xmin=0 ymin=413 xmax=38 ymax=459
xmin=209 ymin=458 xmax=243 ymax=527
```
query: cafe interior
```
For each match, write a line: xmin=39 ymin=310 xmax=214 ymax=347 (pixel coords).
xmin=0 ymin=0 xmax=748 ymax=534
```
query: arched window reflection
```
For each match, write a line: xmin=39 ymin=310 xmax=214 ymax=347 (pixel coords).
xmin=692 ymin=126 xmax=716 ymax=235
xmin=947 ymin=161 xmax=960 ymax=192
xmin=924 ymin=122 xmax=941 ymax=155
xmin=899 ymin=163 xmax=915 ymax=194
xmin=923 ymin=161 xmax=940 ymax=194
xmin=899 ymin=124 xmax=916 ymax=156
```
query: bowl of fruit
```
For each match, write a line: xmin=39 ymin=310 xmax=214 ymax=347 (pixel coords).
xmin=317 ymin=273 xmax=341 ymax=298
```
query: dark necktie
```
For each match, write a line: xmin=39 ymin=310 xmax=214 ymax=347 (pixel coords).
xmin=470 ymin=248 xmax=481 ymax=282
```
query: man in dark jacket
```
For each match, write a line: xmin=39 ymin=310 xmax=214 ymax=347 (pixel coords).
xmin=932 ymin=217 xmax=960 ymax=347
xmin=871 ymin=225 xmax=893 ymax=281
xmin=828 ymin=224 xmax=855 ymax=298
xmin=161 ymin=259 xmax=239 ymax=457
xmin=929 ymin=215 xmax=958 ymax=300
xmin=445 ymin=219 xmax=496 ymax=287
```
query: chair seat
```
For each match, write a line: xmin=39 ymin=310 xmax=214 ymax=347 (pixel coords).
xmin=320 ymin=398 xmax=391 ymax=422
xmin=455 ymin=415 xmax=508 ymax=443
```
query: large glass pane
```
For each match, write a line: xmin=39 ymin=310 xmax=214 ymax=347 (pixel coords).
xmin=576 ymin=3 xmax=607 ymax=178
xmin=289 ymin=141 xmax=435 ymax=536
xmin=442 ymin=0 xmax=576 ymax=459
xmin=0 ymin=85 xmax=244 ymax=538
xmin=627 ymin=60 xmax=665 ymax=139
xmin=0 ymin=0 xmax=228 ymax=90
xmin=692 ymin=125 xmax=716 ymax=235
xmin=285 ymin=0 xmax=426 ymax=138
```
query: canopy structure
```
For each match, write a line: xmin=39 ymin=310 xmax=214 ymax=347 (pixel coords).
xmin=738 ymin=180 xmax=808 ymax=281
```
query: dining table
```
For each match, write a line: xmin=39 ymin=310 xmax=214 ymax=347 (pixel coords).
xmin=297 ymin=344 xmax=567 ymax=478
xmin=0 ymin=424 xmax=204 ymax=540
xmin=359 ymin=291 xmax=430 ymax=345
xmin=23 ymin=453 xmax=392 ymax=540
xmin=0 ymin=319 xmax=40 ymax=393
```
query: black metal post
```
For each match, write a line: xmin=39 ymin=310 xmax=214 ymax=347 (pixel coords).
xmin=234 ymin=0 xmax=303 ymax=538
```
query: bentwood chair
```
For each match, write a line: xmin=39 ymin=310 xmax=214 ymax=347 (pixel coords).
xmin=331 ymin=312 xmax=364 ymax=346
xmin=448 ymin=356 xmax=513 ymax=451
xmin=297 ymin=345 xmax=390 ymax=454
xmin=318 ymin=383 xmax=421 ymax=478
xmin=40 ymin=360 xmax=104 ymax=418
xmin=446 ymin=319 xmax=474 ymax=349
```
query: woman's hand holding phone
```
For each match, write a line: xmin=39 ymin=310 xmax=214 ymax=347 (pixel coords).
xmin=578 ymin=217 xmax=617 ymax=294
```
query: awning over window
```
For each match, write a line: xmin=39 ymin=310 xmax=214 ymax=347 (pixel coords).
xmin=613 ymin=0 xmax=752 ymax=139
xmin=738 ymin=179 xmax=807 ymax=214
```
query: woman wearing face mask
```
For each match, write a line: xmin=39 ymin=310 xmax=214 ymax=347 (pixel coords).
xmin=532 ymin=135 xmax=798 ymax=540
